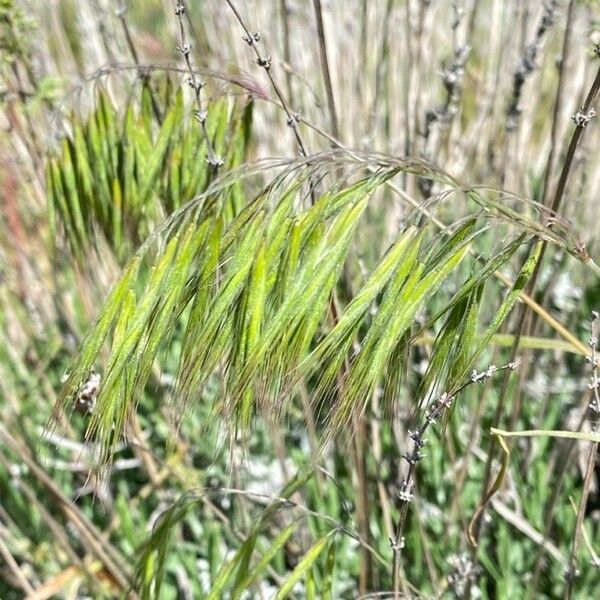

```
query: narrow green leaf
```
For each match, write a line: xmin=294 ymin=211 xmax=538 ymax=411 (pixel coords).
xmin=231 ymin=522 xmax=298 ymax=598
xmin=322 ymin=537 xmax=336 ymax=600
xmin=205 ymin=540 xmax=249 ymax=600
xmin=273 ymin=531 xmax=335 ymax=600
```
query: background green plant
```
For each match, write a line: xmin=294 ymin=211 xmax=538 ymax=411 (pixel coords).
xmin=1 ymin=1 xmax=600 ymax=599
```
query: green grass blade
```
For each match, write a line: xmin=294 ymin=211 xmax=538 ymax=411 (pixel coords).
xmin=273 ymin=531 xmax=336 ymax=600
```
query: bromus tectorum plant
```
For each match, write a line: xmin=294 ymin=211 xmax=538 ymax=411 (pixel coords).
xmin=2 ymin=2 xmax=600 ymax=599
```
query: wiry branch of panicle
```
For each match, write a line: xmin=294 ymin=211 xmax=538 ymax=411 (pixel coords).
xmin=224 ymin=0 xmax=307 ymax=158
xmin=174 ymin=1 xmax=223 ymax=168
xmin=564 ymin=312 xmax=600 ymax=594
xmin=391 ymin=361 xmax=518 ymax=591
xmin=586 ymin=312 xmax=600 ymax=428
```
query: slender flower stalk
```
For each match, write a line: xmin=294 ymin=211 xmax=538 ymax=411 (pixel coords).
xmin=391 ymin=362 xmax=518 ymax=596
xmin=174 ymin=1 xmax=222 ymax=168
xmin=224 ymin=0 xmax=309 ymax=159
xmin=565 ymin=312 xmax=600 ymax=598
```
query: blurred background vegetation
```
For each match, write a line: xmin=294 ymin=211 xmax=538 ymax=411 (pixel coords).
xmin=1 ymin=0 xmax=600 ymax=598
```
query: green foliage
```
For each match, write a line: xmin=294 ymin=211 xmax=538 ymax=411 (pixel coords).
xmin=47 ymin=84 xmax=252 ymax=261
xmin=135 ymin=470 xmax=331 ymax=599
